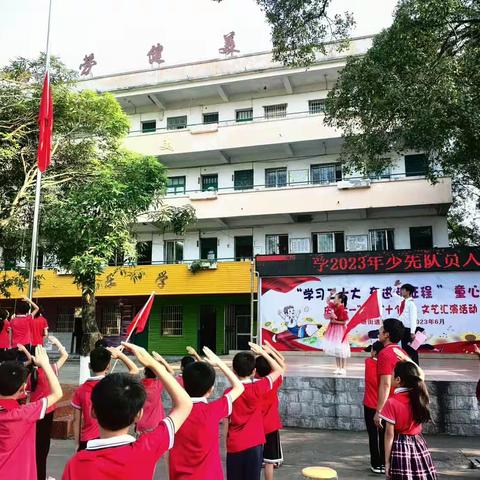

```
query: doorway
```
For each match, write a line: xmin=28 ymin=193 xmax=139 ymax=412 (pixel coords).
xmin=225 ymin=304 xmax=251 ymax=351
xmin=234 ymin=236 xmax=253 ymax=260
xmin=200 ymin=237 xmax=217 ymax=260
xmin=199 ymin=305 xmax=217 ymax=353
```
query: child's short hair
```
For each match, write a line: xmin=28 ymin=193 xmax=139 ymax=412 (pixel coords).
xmin=371 ymin=341 xmax=384 ymax=355
xmin=181 ymin=355 xmax=195 ymax=370
xmin=15 ymin=302 xmax=30 ymax=315
xmin=283 ymin=305 xmax=294 ymax=314
xmin=95 ymin=338 xmax=109 ymax=349
xmin=183 ymin=362 xmax=215 ymax=397
xmin=91 ymin=373 xmax=146 ymax=431
xmin=144 ymin=367 xmax=156 ymax=379
xmin=383 ymin=318 xmax=405 ymax=344
xmin=90 ymin=347 xmax=112 ymax=373
xmin=336 ymin=292 xmax=348 ymax=307
xmin=255 ymin=355 xmax=271 ymax=378
xmin=0 ymin=361 xmax=28 ymax=396
xmin=401 ymin=283 xmax=415 ymax=296
xmin=232 ymin=351 xmax=256 ymax=377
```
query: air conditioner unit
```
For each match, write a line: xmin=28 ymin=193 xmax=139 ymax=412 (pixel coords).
xmin=189 ymin=191 xmax=218 ymax=200
xmin=190 ymin=124 xmax=218 ymax=135
xmin=337 ymin=179 xmax=372 ymax=190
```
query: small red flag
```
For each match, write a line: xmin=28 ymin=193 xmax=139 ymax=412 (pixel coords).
xmin=126 ymin=293 xmax=155 ymax=336
xmin=37 ymin=72 xmax=53 ymax=172
xmin=342 ymin=290 xmax=383 ymax=341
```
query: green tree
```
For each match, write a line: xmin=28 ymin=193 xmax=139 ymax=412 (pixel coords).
xmin=325 ymin=0 xmax=480 ymax=241
xmin=213 ymin=0 xmax=354 ymax=66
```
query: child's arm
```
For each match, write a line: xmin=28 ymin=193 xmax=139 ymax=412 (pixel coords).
xmin=374 ymin=375 xmax=391 ymax=428
xmin=73 ymin=409 xmax=81 ymax=450
xmin=122 ymin=342 xmax=192 ymax=433
xmin=32 ymin=345 xmax=63 ymax=408
xmin=263 ymin=341 xmax=286 ymax=371
xmin=152 ymin=352 xmax=175 ymax=375
xmin=22 ymin=296 xmax=40 ymax=317
xmin=384 ymin=422 xmax=395 ymax=476
xmin=107 ymin=346 xmax=140 ymax=375
xmin=203 ymin=347 xmax=245 ymax=402
xmin=49 ymin=336 xmax=69 ymax=370
xmin=186 ymin=346 xmax=202 ymax=362
xmin=249 ymin=342 xmax=284 ymax=383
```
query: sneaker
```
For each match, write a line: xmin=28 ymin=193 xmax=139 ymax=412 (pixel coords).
xmin=333 ymin=368 xmax=340 ymax=375
xmin=370 ymin=466 xmax=383 ymax=474
xmin=381 ymin=466 xmax=386 ymax=474
xmin=339 ymin=368 xmax=347 ymax=376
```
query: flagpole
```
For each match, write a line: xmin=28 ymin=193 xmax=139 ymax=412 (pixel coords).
xmin=28 ymin=0 xmax=53 ymax=300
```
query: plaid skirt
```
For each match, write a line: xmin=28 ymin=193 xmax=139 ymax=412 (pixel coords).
xmin=389 ymin=434 xmax=438 ymax=480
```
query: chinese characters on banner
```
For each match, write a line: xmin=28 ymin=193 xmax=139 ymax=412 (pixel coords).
xmin=259 ymin=272 xmax=480 ymax=353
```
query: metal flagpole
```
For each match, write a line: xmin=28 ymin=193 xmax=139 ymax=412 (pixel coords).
xmin=28 ymin=0 xmax=53 ymax=300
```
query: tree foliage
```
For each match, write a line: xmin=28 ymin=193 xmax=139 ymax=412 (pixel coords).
xmin=325 ymin=0 xmax=480 ymax=242
xmin=213 ymin=0 xmax=354 ymax=66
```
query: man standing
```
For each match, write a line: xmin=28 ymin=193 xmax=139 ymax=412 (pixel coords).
xmin=393 ymin=280 xmax=419 ymax=365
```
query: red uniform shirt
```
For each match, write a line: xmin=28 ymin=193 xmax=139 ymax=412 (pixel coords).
xmin=71 ymin=376 xmax=104 ymax=442
xmin=0 ymin=320 xmax=11 ymax=349
xmin=330 ymin=303 xmax=349 ymax=323
xmin=136 ymin=378 xmax=165 ymax=433
xmin=377 ymin=343 xmax=409 ymax=397
xmin=170 ymin=395 xmax=232 ymax=480
xmin=28 ymin=364 xmax=59 ymax=414
xmin=224 ymin=376 xmax=273 ymax=453
xmin=10 ymin=314 xmax=33 ymax=346
xmin=363 ymin=357 xmax=378 ymax=409
xmin=62 ymin=417 xmax=175 ymax=480
xmin=0 ymin=398 xmax=47 ymax=479
xmin=379 ymin=388 xmax=423 ymax=435
xmin=260 ymin=376 xmax=283 ymax=434
xmin=31 ymin=315 xmax=48 ymax=346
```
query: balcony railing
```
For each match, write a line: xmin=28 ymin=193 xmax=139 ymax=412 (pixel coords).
xmin=128 ymin=109 xmax=325 ymax=136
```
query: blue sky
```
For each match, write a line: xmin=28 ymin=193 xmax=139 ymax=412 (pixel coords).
xmin=0 ymin=0 xmax=398 ymax=75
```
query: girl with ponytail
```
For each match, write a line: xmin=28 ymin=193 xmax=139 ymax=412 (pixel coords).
xmin=380 ymin=361 xmax=437 ymax=479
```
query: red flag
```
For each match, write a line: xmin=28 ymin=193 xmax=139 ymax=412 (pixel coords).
xmin=342 ymin=291 xmax=382 ymax=341
xmin=37 ymin=72 xmax=53 ymax=172
xmin=126 ymin=293 xmax=155 ymax=336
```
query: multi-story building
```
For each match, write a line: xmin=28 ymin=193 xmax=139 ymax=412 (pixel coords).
xmin=2 ymin=36 xmax=452 ymax=354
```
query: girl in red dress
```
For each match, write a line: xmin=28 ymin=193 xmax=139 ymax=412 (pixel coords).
xmin=323 ymin=289 xmax=351 ymax=376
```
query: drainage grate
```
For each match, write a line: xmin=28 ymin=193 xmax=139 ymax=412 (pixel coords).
xmin=467 ymin=457 xmax=480 ymax=469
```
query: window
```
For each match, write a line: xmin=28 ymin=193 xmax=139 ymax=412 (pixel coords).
xmin=405 ymin=154 xmax=427 ymax=177
xmin=265 ymin=167 xmax=287 ymax=188
xmin=368 ymin=164 xmax=392 ymax=180
xmin=165 ymin=240 xmax=184 ymax=264
xmin=234 ymin=236 xmax=253 ymax=260
xmin=203 ymin=112 xmax=219 ymax=124
xmin=141 ymin=120 xmax=157 ymax=133
xmin=167 ymin=176 xmax=186 ymax=195
xmin=289 ymin=238 xmax=311 ymax=253
xmin=200 ymin=238 xmax=217 ymax=260
xmin=136 ymin=241 xmax=152 ymax=265
xmin=167 ymin=115 xmax=187 ymax=130
xmin=201 ymin=174 xmax=218 ymax=191
xmin=265 ymin=234 xmax=289 ymax=254
xmin=99 ymin=305 xmax=121 ymax=336
xmin=236 ymin=108 xmax=253 ymax=122
xmin=264 ymin=104 xmax=287 ymax=119
xmin=369 ymin=229 xmax=395 ymax=251
xmin=309 ymin=99 xmax=325 ymax=114
xmin=311 ymin=164 xmax=342 ymax=184
xmin=234 ymin=170 xmax=254 ymax=190
xmin=410 ymin=226 xmax=433 ymax=249
xmin=313 ymin=232 xmax=345 ymax=253
xmin=161 ymin=305 xmax=183 ymax=336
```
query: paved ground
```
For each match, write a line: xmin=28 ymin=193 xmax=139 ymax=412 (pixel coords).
xmin=47 ymin=429 xmax=479 ymax=479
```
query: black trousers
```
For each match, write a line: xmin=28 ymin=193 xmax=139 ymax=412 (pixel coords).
xmin=364 ymin=406 xmax=385 ymax=469
xmin=227 ymin=445 xmax=264 ymax=480
xmin=36 ymin=411 xmax=54 ymax=480
xmin=402 ymin=328 xmax=419 ymax=365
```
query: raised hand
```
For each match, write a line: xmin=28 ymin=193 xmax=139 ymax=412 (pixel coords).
xmin=186 ymin=346 xmax=197 ymax=356
xmin=248 ymin=342 xmax=264 ymax=356
xmin=121 ymin=342 xmax=155 ymax=368
xmin=33 ymin=345 xmax=50 ymax=369
xmin=202 ymin=346 xmax=222 ymax=367
xmin=106 ymin=346 xmax=123 ymax=359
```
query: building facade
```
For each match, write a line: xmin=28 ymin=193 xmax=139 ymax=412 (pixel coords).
xmin=2 ymin=36 xmax=452 ymax=354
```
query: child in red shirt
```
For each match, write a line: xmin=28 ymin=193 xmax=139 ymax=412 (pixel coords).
xmin=31 ymin=309 xmax=49 ymax=348
xmin=169 ymin=346 xmax=245 ymax=480
xmin=0 ymin=309 xmax=12 ymax=361
xmin=71 ymin=345 xmax=139 ymax=451
xmin=176 ymin=354 xmax=196 ymax=387
xmin=323 ymin=290 xmax=351 ymax=376
xmin=380 ymin=361 xmax=437 ymax=480
xmin=224 ymin=343 xmax=284 ymax=480
xmin=62 ymin=342 xmax=192 ymax=480
xmin=136 ymin=365 xmax=165 ymax=434
xmin=255 ymin=341 xmax=286 ymax=480
xmin=10 ymin=297 xmax=39 ymax=358
xmin=0 ymin=346 xmax=63 ymax=480
xmin=363 ymin=341 xmax=385 ymax=475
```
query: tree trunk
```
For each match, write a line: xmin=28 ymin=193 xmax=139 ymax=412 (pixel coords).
xmin=80 ymin=287 xmax=102 ymax=356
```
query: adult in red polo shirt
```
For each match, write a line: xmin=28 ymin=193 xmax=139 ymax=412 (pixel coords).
xmin=374 ymin=318 xmax=408 ymax=428
xmin=10 ymin=297 xmax=39 ymax=355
